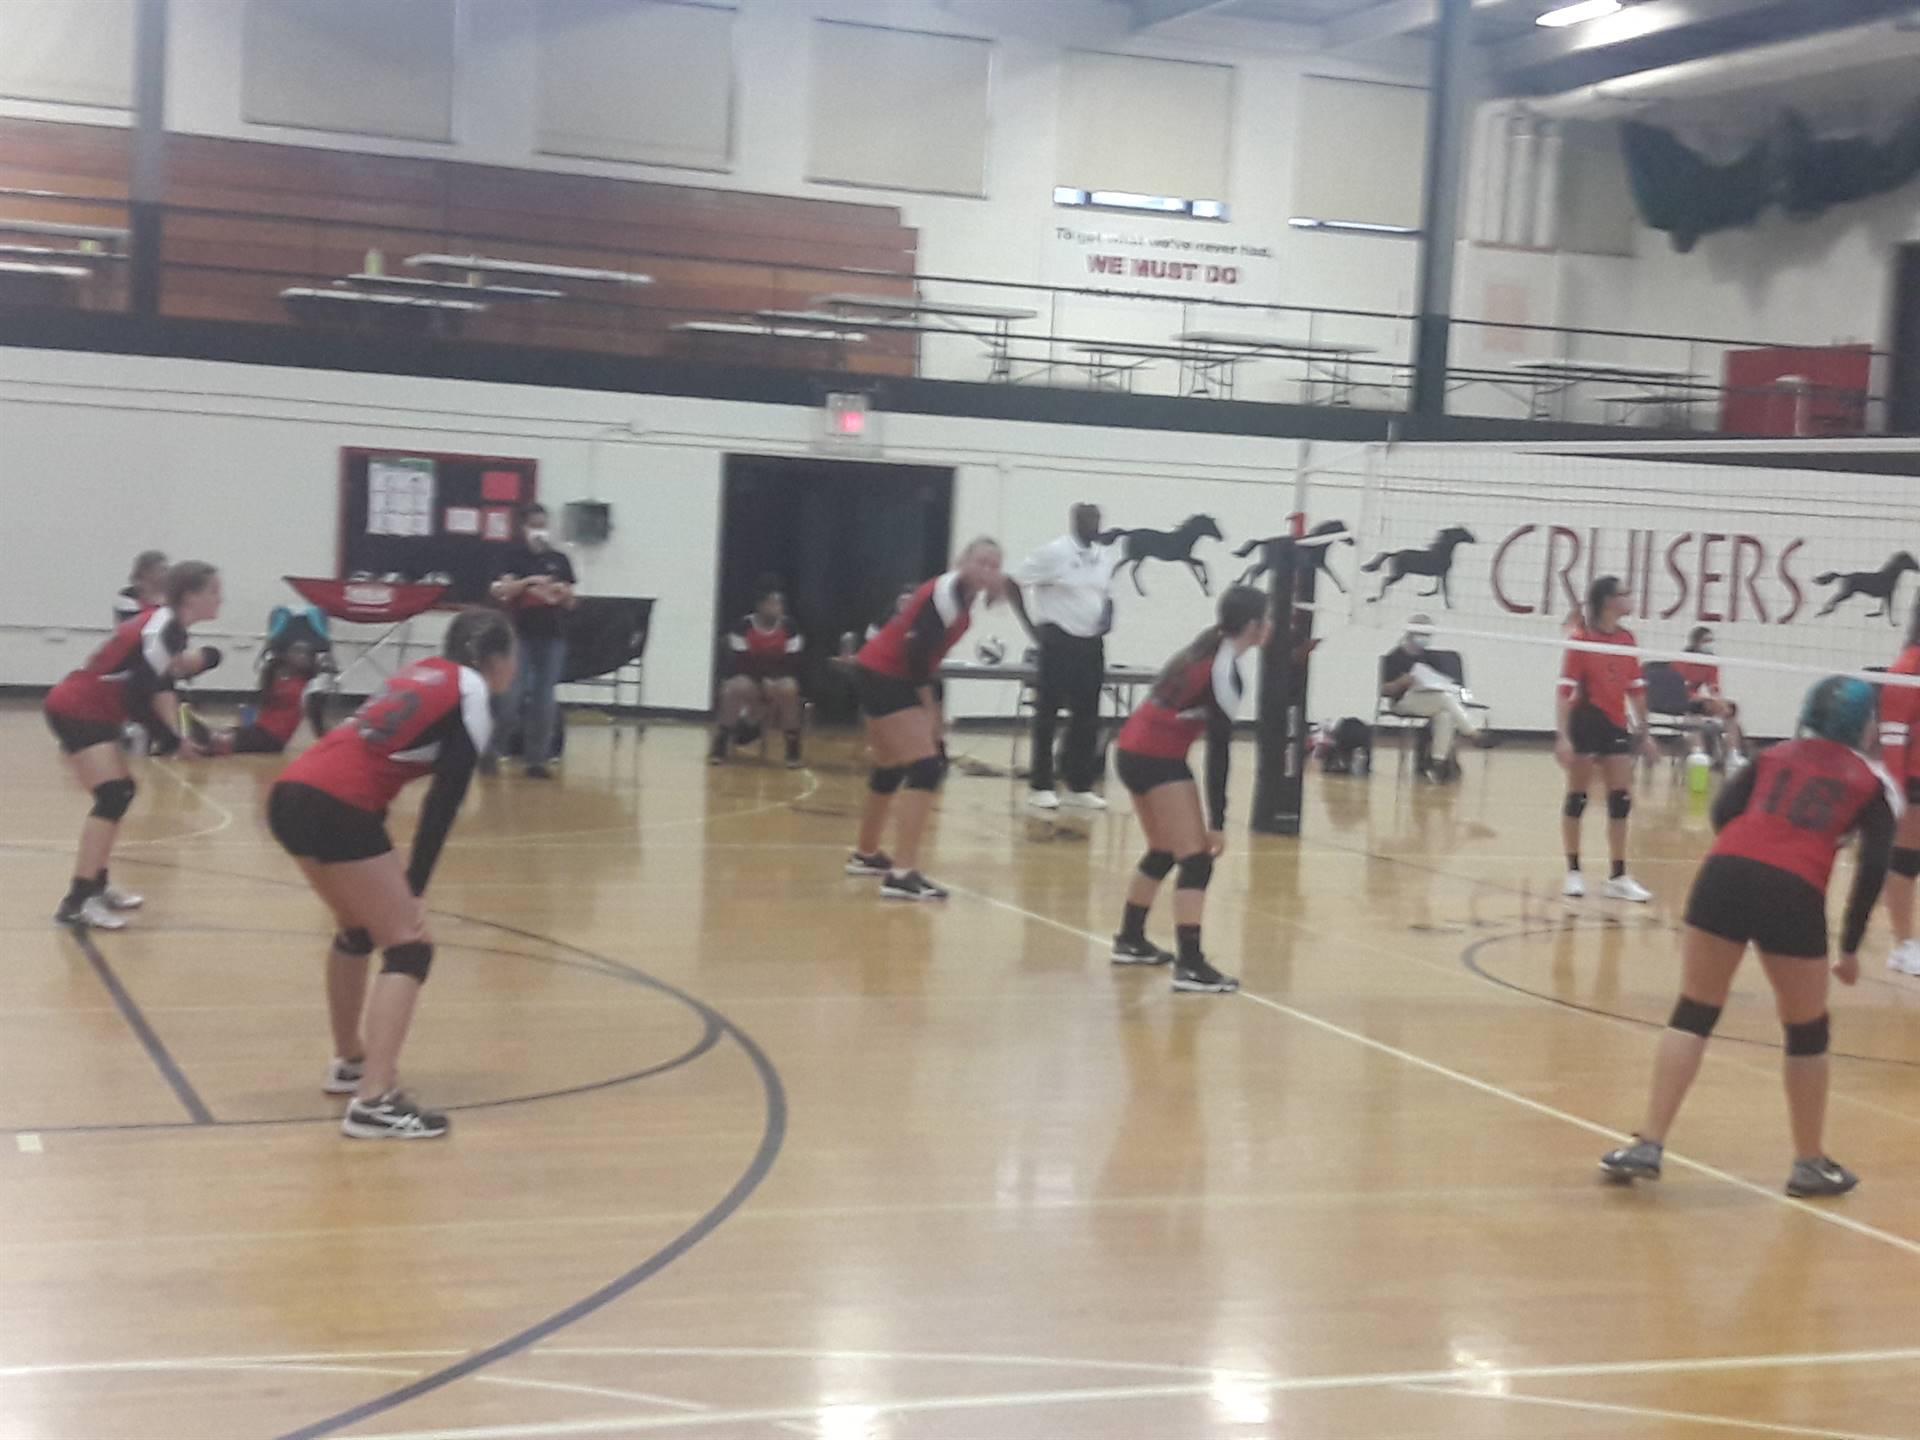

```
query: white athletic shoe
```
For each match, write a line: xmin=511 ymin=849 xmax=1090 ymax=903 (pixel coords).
xmin=1603 ymin=874 xmax=1654 ymax=904
xmin=1562 ymin=871 xmax=1586 ymax=899
xmin=323 ymin=1057 xmax=366 ymax=1095
xmin=1888 ymin=940 xmax=1920 ymax=976
xmin=1062 ymin=790 xmax=1108 ymax=811
xmin=100 ymin=884 xmax=144 ymax=911
xmin=1027 ymin=790 xmax=1061 ymax=811
xmin=58 ymin=895 xmax=129 ymax=930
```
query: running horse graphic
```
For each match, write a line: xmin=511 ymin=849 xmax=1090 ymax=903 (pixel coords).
xmin=1096 ymin=514 xmax=1225 ymax=596
xmin=1234 ymin=520 xmax=1356 ymax=593
xmin=1362 ymin=526 xmax=1477 ymax=608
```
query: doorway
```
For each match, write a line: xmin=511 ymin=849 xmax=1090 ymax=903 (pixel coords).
xmin=1891 ymin=244 xmax=1920 ymax=435
xmin=718 ymin=455 xmax=955 ymax=722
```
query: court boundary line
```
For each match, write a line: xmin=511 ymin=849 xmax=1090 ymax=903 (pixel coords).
xmin=70 ymin=927 xmax=214 ymax=1125
xmin=1396 ymin=1380 xmax=1904 ymax=1440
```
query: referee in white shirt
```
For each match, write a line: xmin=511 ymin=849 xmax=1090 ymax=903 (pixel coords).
xmin=1010 ymin=503 xmax=1122 ymax=810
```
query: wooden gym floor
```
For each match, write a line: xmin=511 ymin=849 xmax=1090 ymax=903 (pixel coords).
xmin=6 ymin=701 xmax=1920 ymax=1440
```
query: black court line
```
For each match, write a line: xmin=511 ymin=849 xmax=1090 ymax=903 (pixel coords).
xmin=69 ymin=927 xmax=215 ymax=1126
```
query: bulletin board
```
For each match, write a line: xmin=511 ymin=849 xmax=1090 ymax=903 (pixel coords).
xmin=337 ymin=449 xmax=539 ymax=603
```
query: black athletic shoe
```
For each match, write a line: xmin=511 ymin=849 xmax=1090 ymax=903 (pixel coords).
xmin=1786 ymin=1155 xmax=1859 ymax=1198
xmin=708 ymin=733 xmax=729 ymax=767
xmin=1111 ymin=935 xmax=1175 ymax=966
xmin=341 ymin=1090 xmax=450 ymax=1140
xmin=845 ymin=850 xmax=894 ymax=877
xmin=1599 ymin=1136 xmax=1663 ymax=1183
xmin=1171 ymin=957 xmax=1239 ymax=993
xmin=880 ymin=870 xmax=949 ymax=902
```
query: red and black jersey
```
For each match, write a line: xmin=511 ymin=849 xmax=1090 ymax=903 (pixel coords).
xmin=1713 ymin=738 xmax=1898 ymax=892
xmin=1559 ymin=626 xmax=1644 ymax=729
xmin=1878 ymin=645 xmax=1920 ymax=787
xmin=280 ymin=657 xmax=490 ymax=815
xmin=45 ymin=607 xmax=185 ymax=728
xmin=1117 ymin=640 xmax=1245 ymax=829
xmin=1673 ymin=658 xmax=1721 ymax=696
xmin=728 ymin=615 xmax=802 ymax=680
xmin=253 ymin=673 xmax=316 ymax=745
xmin=856 ymin=573 xmax=974 ymax=685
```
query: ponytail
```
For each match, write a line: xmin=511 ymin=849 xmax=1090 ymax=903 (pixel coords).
xmin=443 ymin=607 xmax=515 ymax=672
xmin=1151 ymin=585 xmax=1266 ymax=700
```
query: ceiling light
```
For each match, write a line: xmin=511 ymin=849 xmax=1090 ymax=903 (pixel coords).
xmin=1535 ymin=0 xmax=1622 ymax=27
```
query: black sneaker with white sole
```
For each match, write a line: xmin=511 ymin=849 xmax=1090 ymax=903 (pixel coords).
xmin=1599 ymin=1136 xmax=1663 ymax=1183
xmin=880 ymin=870 xmax=949 ymax=902
xmin=341 ymin=1090 xmax=450 ymax=1140
xmin=1171 ymin=957 xmax=1239 ymax=993
xmin=1786 ymin=1155 xmax=1858 ymax=1198
xmin=845 ymin=850 xmax=894 ymax=877
xmin=1111 ymin=935 xmax=1174 ymax=966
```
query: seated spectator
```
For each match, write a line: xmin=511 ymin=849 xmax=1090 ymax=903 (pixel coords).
xmin=712 ymin=581 xmax=804 ymax=768
xmin=1674 ymin=625 xmax=1745 ymax=767
xmin=184 ymin=640 xmax=329 ymax=756
xmin=1379 ymin=614 xmax=1490 ymax=782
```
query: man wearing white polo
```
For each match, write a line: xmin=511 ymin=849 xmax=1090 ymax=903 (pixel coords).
xmin=1010 ymin=503 xmax=1123 ymax=810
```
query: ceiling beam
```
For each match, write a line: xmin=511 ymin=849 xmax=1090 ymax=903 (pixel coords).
xmin=1129 ymin=0 xmax=1243 ymax=28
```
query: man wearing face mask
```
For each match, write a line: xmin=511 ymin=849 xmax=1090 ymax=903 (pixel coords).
xmin=489 ymin=502 xmax=577 ymax=779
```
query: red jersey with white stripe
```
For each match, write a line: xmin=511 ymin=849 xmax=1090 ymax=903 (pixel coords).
xmin=1117 ymin=643 xmax=1243 ymax=759
xmin=856 ymin=574 xmax=973 ymax=684
xmin=280 ymin=658 xmax=490 ymax=814
xmin=1878 ymin=645 xmax=1920 ymax=787
xmin=728 ymin=615 xmax=802 ymax=679
xmin=45 ymin=607 xmax=185 ymax=726
xmin=1559 ymin=626 xmax=1644 ymax=729
xmin=1673 ymin=658 xmax=1720 ymax=696
xmin=1713 ymin=737 xmax=1898 ymax=891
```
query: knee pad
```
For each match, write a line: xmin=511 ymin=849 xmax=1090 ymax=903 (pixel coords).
xmin=1563 ymin=792 xmax=1589 ymax=820
xmin=1608 ymin=789 xmax=1632 ymax=821
xmin=1176 ymin=852 xmax=1214 ymax=891
xmin=90 ymin=777 xmax=136 ymax=821
xmin=1668 ymin=996 xmax=1722 ymax=1039
xmin=332 ymin=927 xmax=374 ymax=957
xmin=904 ymin=754 xmax=944 ymax=792
xmin=381 ymin=941 xmax=433 ymax=983
xmin=868 ymin=765 xmax=905 ymax=796
xmin=1138 ymin=849 xmax=1176 ymax=881
xmin=1785 ymin=1013 xmax=1830 ymax=1057
xmin=1892 ymin=847 xmax=1920 ymax=880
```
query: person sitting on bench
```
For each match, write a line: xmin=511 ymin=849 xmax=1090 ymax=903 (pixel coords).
xmin=1379 ymin=614 xmax=1490 ymax=782
xmin=712 ymin=579 xmax=804 ymax=768
xmin=1674 ymin=625 xmax=1746 ymax=768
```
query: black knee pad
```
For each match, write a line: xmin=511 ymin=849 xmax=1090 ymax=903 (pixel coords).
xmin=333 ymin=927 xmax=375 ymax=957
xmin=1138 ymin=850 xmax=1176 ymax=881
xmin=1893 ymin=847 xmax=1920 ymax=880
xmin=1785 ymin=1013 xmax=1830 ymax=1057
xmin=1608 ymin=789 xmax=1632 ymax=821
xmin=1563 ymin=792 xmax=1589 ymax=820
xmin=904 ymin=754 xmax=944 ymax=792
xmin=1668 ymin=996 xmax=1722 ymax=1038
xmin=868 ymin=765 xmax=905 ymax=796
xmin=381 ymin=941 xmax=433 ymax=983
xmin=90 ymin=777 xmax=137 ymax=821
xmin=1176 ymin=852 xmax=1214 ymax=891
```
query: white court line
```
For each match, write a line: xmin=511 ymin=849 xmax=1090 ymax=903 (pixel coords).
xmin=123 ymin=759 xmax=236 ymax=846
xmin=14 ymin=1133 xmax=41 ymax=1154
xmin=338 ymin=1345 xmax=1920 ymax=1440
xmin=1398 ymin=1381 xmax=1905 ymax=1440
xmin=943 ymin=882 xmax=1920 ymax=1262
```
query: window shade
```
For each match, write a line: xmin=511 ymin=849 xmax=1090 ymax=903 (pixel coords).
xmin=1293 ymin=75 xmax=1427 ymax=228
xmin=243 ymin=0 xmax=456 ymax=143
xmin=1057 ymin=52 xmax=1232 ymax=200
xmin=0 ymin=0 xmax=135 ymax=109
xmin=806 ymin=22 xmax=991 ymax=197
xmin=538 ymin=0 xmax=735 ymax=171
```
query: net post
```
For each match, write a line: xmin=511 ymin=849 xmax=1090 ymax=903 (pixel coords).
xmin=1251 ymin=514 xmax=1317 ymax=836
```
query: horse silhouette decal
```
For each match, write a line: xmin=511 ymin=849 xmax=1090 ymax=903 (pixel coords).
xmin=1814 ymin=551 xmax=1918 ymax=624
xmin=1097 ymin=514 xmax=1225 ymax=596
xmin=1234 ymin=519 xmax=1355 ymax=593
xmin=1362 ymin=526 xmax=1476 ymax=607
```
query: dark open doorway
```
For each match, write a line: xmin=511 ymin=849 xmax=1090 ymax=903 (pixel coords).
xmin=718 ymin=455 xmax=955 ymax=722
xmin=1892 ymin=244 xmax=1920 ymax=435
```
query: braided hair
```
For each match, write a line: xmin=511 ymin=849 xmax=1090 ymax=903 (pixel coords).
xmin=443 ymin=608 xmax=515 ymax=672
xmin=1797 ymin=675 xmax=1877 ymax=749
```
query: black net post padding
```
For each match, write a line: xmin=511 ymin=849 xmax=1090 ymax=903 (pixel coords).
xmin=1251 ymin=535 xmax=1318 ymax=837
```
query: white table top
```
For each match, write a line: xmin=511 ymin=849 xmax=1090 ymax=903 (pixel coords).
xmin=813 ymin=292 xmax=1038 ymax=321
xmin=0 ymin=242 xmax=122 ymax=261
xmin=283 ymin=287 xmax=486 ymax=312
xmin=940 ymin=660 xmax=1160 ymax=683
xmin=1512 ymin=358 xmax=1699 ymax=380
xmin=1176 ymin=331 xmax=1378 ymax=356
xmin=676 ymin=320 xmax=868 ymax=342
xmin=405 ymin=254 xmax=652 ymax=286
xmin=0 ymin=259 xmax=88 ymax=278
xmin=0 ymin=218 xmax=128 ymax=241
xmin=346 ymin=273 xmax=564 ymax=300
xmin=755 ymin=308 xmax=923 ymax=333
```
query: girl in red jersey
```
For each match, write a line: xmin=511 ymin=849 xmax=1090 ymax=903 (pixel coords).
xmin=1674 ymin=625 xmax=1746 ymax=767
xmin=1109 ymin=585 xmax=1270 ymax=994
xmin=1601 ymin=676 xmax=1897 ymax=1198
xmin=847 ymin=539 xmax=1007 ymax=901
xmin=267 ymin=610 xmax=516 ymax=1140
xmin=1556 ymin=575 xmax=1659 ymax=902
xmin=1874 ymin=600 xmax=1920 ymax=975
xmin=186 ymin=641 xmax=328 ymax=756
xmin=44 ymin=561 xmax=224 ymax=930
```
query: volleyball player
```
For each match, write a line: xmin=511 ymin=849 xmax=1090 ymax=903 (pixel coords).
xmin=186 ymin=640 xmax=327 ymax=756
xmin=847 ymin=539 xmax=1007 ymax=901
xmin=1109 ymin=584 xmax=1269 ymax=994
xmin=711 ymin=581 xmax=805 ymax=768
xmin=1556 ymin=575 xmax=1657 ymax=901
xmin=267 ymin=610 xmax=516 ymax=1139
xmin=44 ymin=561 xmax=223 ymax=929
xmin=1876 ymin=602 xmax=1920 ymax=975
xmin=1600 ymin=677 xmax=1896 ymax=1198
xmin=113 ymin=550 xmax=167 ymax=625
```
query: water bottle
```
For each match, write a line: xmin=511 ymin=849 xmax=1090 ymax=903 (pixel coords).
xmin=1687 ymin=750 xmax=1711 ymax=796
